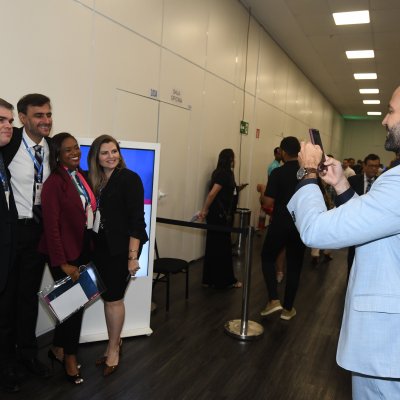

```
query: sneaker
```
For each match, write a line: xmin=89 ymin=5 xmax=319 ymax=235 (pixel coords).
xmin=260 ymin=300 xmax=283 ymax=317
xmin=280 ymin=307 xmax=296 ymax=321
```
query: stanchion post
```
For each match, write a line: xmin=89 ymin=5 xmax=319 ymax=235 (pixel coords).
xmin=224 ymin=225 xmax=264 ymax=341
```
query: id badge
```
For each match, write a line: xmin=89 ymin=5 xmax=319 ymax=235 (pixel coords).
xmin=34 ymin=183 xmax=43 ymax=205
xmin=93 ymin=209 xmax=101 ymax=233
xmin=86 ymin=205 xmax=94 ymax=229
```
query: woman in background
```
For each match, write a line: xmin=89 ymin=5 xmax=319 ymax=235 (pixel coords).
xmin=39 ymin=132 xmax=96 ymax=385
xmin=88 ymin=135 xmax=148 ymax=377
xmin=199 ymin=148 xmax=242 ymax=289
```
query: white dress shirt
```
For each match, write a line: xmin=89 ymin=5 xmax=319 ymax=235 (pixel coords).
xmin=8 ymin=129 xmax=50 ymax=218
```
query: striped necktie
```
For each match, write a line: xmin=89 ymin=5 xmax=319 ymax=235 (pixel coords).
xmin=32 ymin=144 xmax=43 ymax=222
xmin=366 ymin=178 xmax=373 ymax=193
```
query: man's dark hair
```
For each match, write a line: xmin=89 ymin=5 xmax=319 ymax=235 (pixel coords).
xmin=17 ymin=93 xmax=50 ymax=114
xmin=273 ymin=147 xmax=280 ymax=155
xmin=0 ymin=98 xmax=14 ymax=111
xmin=280 ymin=136 xmax=300 ymax=157
xmin=364 ymin=153 xmax=380 ymax=164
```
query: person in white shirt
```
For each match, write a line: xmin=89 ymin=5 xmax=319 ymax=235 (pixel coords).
xmin=342 ymin=158 xmax=356 ymax=178
xmin=3 ymin=94 xmax=52 ymax=383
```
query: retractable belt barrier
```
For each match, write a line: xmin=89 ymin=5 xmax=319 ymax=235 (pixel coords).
xmin=156 ymin=217 xmax=264 ymax=341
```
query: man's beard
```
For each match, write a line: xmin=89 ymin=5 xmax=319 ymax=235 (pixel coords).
xmin=384 ymin=123 xmax=400 ymax=152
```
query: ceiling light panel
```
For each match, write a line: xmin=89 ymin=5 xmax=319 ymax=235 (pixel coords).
xmin=333 ymin=10 xmax=370 ymax=25
xmin=363 ymin=100 xmax=380 ymax=104
xmin=346 ymin=50 xmax=374 ymax=59
xmin=367 ymin=112 xmax=382 ymax=116
xmin=354 ymin=73 xmax=377 ymax=80
xmin=359 ymin=89 xmax=379 ymax=94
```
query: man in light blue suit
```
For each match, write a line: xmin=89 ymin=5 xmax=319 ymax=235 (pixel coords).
xmin=287 ymin=86 xmax=400 ymax=399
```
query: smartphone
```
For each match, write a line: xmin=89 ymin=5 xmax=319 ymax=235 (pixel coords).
xmin=309 ymin=128 xmax=326 ymax=171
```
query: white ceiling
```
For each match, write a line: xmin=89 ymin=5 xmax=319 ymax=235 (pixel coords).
xmin=240 ymin=0 xmax=400 ymax=118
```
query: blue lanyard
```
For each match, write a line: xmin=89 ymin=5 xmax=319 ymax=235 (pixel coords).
xmin=22 ymin=138 xmax=44 ymax=182
xmin=0 ymin=170 xmax=8 ymax=192
xmin=68 ymin=170 xmax=90 ymax=207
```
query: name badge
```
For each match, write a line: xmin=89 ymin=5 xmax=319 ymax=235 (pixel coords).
xmin=86 ymin=205 xmax=94 ymax=229
xmin=93 ymin=209 xmax=101 ymax=233
xmin=34 ymin=183 xmax=43 ymax=205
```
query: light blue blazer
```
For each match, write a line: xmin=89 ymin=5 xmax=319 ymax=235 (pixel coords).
xmin=287 ymin=166 xmax=400 ymax=378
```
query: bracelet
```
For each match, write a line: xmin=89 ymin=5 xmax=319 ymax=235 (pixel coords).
xmin=128 ymin=256 xmax=138 ymax=261
xmin=129 ymin=249 xmax=138 ymax=253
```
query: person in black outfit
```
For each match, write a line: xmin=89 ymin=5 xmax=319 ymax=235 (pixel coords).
xmin=199 ymin=148 xmax=242 ymax=289
xmin=88 ymin=135 xmax=148 ymax=377
xmin=0 ymin=99 xmax=19 ymax=393
xmin=259 ymin=137 xmax=305 ymax=321
xmin=2 ymin=94 xmax=52 ymax=381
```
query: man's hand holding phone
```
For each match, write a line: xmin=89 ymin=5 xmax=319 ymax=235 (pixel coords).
xmin=309 ymin=129 xmax=327 ymax=172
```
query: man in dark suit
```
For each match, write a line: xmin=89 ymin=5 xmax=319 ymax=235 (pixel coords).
xmin=347 ymin=153 xmax=380 ymax=276
xmin=2 ymin=94 xmax=52 ymax=382
xmin=0 ymin=98 xmax=19 ymax=393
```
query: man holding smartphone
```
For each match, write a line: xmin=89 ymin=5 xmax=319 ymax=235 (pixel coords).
xmin=287 ymin=86 xmax=400 ymax=398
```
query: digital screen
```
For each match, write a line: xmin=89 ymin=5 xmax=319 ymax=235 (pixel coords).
xmin=79 ymin=141 xmax=156 ymax=278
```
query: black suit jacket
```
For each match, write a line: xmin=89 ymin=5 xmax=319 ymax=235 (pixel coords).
xmin=0 ymin=151 xmax=18 ymax=293
xmin=98 ymin=168 xmax=148 ymax=256
xmin=348 ymin=174 xmax=365 ymax=196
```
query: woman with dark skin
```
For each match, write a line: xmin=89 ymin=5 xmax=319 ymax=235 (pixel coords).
xmin=39 ymin=132 xmax=96 ymax=384
xmin=199 ymin=149 xmax=242 ymax=289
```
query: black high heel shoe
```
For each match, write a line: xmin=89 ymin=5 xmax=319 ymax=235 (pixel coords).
xmin=64 ymin=355 xmax=83 ymax=385
xmin=65 ymin=370 xmax=84 ymax=385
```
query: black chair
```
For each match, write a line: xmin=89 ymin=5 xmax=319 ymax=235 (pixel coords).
xmin=152 ymin=240 xmax=190 ymax=311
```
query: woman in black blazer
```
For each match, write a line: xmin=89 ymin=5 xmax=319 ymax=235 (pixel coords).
xmin=88 ymin=135 xmax=148 ymax=377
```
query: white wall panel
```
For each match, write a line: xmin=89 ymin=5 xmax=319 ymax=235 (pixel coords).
xmin=163 ymin=0 xmax=210 ymax=67
xmin=94 ymin=0 xmax=163 ymax=43
xmin=156 ymin=103 xmax=192 ymax=258
xmin=89 ymin=14 xmax=160 ymax=135
xmin=0 ymin=0 xmax=93 ymax=135
xmin=113 ymin=90 xmax=159 ymax=142
xmin=244 ymin=19 xmax=261 ymax=96
xmin=207 ymin=0 xmax=248 ymax=84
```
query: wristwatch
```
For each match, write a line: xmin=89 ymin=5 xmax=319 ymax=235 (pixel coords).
xmin=296 ymin=167 xmax=318 ymax=180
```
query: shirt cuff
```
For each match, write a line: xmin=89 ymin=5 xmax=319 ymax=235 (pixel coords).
xmin=295 ymin=178 xmax=318 ymax=192
xmin=334 ymin=187 xmax=355 ymax=207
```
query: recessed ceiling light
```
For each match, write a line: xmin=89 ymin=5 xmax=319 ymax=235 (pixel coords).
xmin=367 ymin=112 xmax=382 ymax=116
xmin=354 ymin=73 xmax=377 ymax=80
xmin=333 ymin=10 xmax=370 ymax=25
xmin=363 ymin=100 xmax=380 ymax=104
xmin=346 ymin=50 xmax=374 ymax=59
xmin=359 ymin=89 xmax=379 ymax=94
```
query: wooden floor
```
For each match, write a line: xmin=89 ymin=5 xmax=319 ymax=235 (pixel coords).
xmin=4 ymin=233 xmax=352 ymax=400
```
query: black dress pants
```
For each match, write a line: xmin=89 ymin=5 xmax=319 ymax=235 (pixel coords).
xmin=48 ymin=232 xmax=91 ymax=355
xmin=261 ymin=220 xmax=305 ymax=310
xmin=0 ymin=261 xmax=18 ymax=366
xmin=14 ymin=220 xmax=46 ymax=359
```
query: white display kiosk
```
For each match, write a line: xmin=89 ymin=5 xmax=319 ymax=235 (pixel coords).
xmin=35 ymin=139 xmax=160 ymax=342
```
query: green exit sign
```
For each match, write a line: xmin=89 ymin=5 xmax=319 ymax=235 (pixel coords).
xmin=240 ymin=120 xmax=249 ymax=135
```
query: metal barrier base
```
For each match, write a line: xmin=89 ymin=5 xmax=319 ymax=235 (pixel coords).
xmin=224 ymin=319 xmax=264 ymax=341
